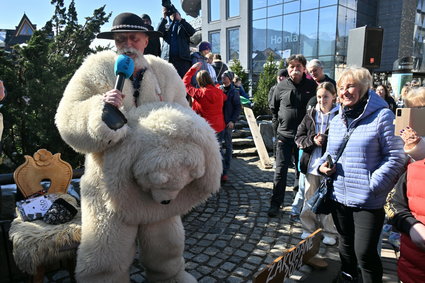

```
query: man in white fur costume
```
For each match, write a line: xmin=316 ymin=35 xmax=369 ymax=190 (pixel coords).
xmin=55 ymin=13 xmax=221 ymax=282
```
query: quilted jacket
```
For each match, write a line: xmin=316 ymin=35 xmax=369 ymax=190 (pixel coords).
xmin=318 ymin=90 xmax=406 ymax=209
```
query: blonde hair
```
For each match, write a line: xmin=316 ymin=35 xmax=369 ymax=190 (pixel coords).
xmin=337 ymin=67 xmax=372 ymax=97
xmin=401 ymin=86 xmax=411 ymax=100
xmin=196 ymin=70 xmax=214 ymax=87
xmin=317 ymin=82 xmax=336 ymax=95
xmin=404 ymin=87 xmax=425 ymax=107
xmin=317 ymin=82 xmax=336 ymax=102
xmin=206 ymin=53 xmax=214 ymax=60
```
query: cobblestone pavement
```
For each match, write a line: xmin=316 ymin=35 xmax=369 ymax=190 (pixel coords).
xmin=32 ymin=156 xmax=398 ymax=282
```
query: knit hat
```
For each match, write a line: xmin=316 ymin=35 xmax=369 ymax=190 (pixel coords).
xmin=198 ymin=41 xmax=212 ymax=52
xmin=222 ymin=70 xmax=234 ymax=81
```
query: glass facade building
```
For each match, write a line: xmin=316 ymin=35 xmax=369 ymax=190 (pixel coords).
xmin=251 ymin=0 xmax=359 ymax=77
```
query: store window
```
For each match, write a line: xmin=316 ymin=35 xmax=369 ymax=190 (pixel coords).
xmin=253 ymin=8 xmax=267 ymax=20
xmin=209 ymin=0 xmax=220 ymax=22
xmin=318 ymin=6 xmax=337 ymax=56
xmin=209 ymin=31 xmax=221 ymax=54
xmin=300 ymin=9 xmax=318 ymax=57
xmin=268 ymin=4 xmax=283 ymax=18
xmin=253 ymin=0 xmax=267 ymax=9
xmin=318 ymin=55 xmax=335 ymax=78
xmin=227 ymin=0 xmax=240 ymax=18
xmin=284 ymin=0 xmax=300 ymax=14
xmin=267 ymin=16 xmax=283 ymax=54
xmin=282 ymin=12 xmax=300 ymax=56
xmin=320 ymin=0 xmax=337 ymax=6
xmin=253 ymin=20 xmax=267 ymax=52
xmin=336 ymin=6 xmax=356 ymax=56
xmin=227 ymin=28 xmax=240 ymax=60
xmin=301 ymin=0 xmax=318 ymax=10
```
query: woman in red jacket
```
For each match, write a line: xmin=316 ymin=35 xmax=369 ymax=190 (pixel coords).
xmin=183 ymin=62 xmax=227 ymax=134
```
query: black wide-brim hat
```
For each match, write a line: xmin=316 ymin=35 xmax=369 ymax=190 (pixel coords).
xmin=97 ymin=12 xmax=162 ymax=39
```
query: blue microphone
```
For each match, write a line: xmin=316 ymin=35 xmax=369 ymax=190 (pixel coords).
xmin=114 ymin=54 xmax=135 ymax=91
xmin=102 ymin=55 xmax=135 ymax=130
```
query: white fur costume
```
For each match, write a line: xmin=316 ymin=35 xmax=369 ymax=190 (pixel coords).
xmin=55 ymin=50 xmax=221 ymax=282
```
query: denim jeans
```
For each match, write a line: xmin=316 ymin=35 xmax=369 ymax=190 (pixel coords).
xmin=218 ymin=127 xmax=233 ymax=175
xmin=331 ymin=201 xmax=385 ymax=283
xmin=271 ymin=139 xmax=299 ymax=208
xmin=291 ymin=172 xmax=305 ymax=215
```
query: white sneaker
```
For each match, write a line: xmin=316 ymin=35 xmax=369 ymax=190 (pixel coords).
xmin=301 ymin=232 xmax=310 ymax=239
xmin=322 ymin=236 xmax=337 ymax=246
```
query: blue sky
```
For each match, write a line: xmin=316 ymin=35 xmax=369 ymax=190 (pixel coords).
xmin=0 ymin=0 xmax=190 ymax=32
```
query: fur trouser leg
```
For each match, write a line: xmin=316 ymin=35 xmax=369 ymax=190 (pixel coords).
xmin=138 ymin=216 xmax=197 ymax=283
xmin=75 ymin=198 xmax=138 ymax=283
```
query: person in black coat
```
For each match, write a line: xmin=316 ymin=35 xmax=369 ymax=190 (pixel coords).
xmin=268 ymin=54 xmax=317 ymax=217
xmin=158 ymin=8 xmax=196 ymax=78
xmin=140 ymin=14 xmax=161 ymax=57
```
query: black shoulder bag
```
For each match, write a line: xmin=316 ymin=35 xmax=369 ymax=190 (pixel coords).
xmin=307 ymin=127 xmax=355 ymax=214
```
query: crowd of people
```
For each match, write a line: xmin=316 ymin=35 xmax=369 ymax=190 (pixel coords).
xmin=267 ymin=54 xmax=425 ymax=283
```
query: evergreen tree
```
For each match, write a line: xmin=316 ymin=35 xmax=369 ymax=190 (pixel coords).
xmin=252 ymin=53 xmax=279 ymax=115
xmin=0 ymin=0 xmax=111 ymax=171
xmin=229 ymin=59 xmax=250 ymax=93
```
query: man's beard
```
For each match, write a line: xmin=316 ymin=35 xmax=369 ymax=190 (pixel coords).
xmin=117 ymin=47 xmax=144 ymax=69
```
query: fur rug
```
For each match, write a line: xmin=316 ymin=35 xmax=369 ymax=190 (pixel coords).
xmin=9 ymin=194 xmax=81 ymax=274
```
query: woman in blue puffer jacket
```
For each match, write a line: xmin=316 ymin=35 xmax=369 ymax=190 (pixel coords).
xmin=317 ymin=67 xmax=406 ymax=283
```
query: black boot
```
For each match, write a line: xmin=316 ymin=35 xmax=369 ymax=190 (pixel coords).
xmin=334 ymin=272 xmax=359 ymax=283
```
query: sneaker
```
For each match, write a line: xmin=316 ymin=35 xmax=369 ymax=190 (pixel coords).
xmin=301 ymin=232 xmax=310 ymax=239
xmin=268 ymin=206 xmax=280 ymax=217
xmin=289 ymin=214 xmax=300 ymax=223
xmin=322 ymin=236 xmax=337 ymax=246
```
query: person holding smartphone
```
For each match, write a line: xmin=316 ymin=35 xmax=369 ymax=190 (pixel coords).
xmin=399 ymin=87 xmax=425 ymax=161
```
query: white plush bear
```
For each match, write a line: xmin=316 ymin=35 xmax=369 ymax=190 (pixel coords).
xmin=55 ymin=50 xmax=222 ymax=282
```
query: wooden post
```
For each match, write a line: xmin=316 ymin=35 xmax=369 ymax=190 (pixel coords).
xmin=253 ymin=229 xmax=323 ymax=283
xmin=243 ymin=107 xmax=273 ymax=169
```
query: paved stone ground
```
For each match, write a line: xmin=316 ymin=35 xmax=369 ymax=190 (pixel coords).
xmin=6 ymin=156 xmax=399 ymax=283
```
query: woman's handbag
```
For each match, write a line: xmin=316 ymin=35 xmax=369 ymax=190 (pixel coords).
xmin=306 ymin=127 xmax=355 ymax=215
xmin=307 ymin=176 xmax=333 ymax=214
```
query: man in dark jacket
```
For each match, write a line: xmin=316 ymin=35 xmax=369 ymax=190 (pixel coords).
xmin=268 ymin=69 xmax=288 ymax=158
xmin=268 ymin=54 xmax=317 ymax=217
xmin=158 ymin=8 xmax=196 ymax=78
xmin=140 ymin=14 xmax=161 ymax=57
xmin=212 ymin=54 xmax=228 ymax=85
xmin=219 ymin=71 xmax=241 ymax=182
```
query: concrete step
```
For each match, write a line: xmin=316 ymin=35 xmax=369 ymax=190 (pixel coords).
xmin=232 ymin=128 xmax=251 ymax=139
xmin=233 ymin=147 xmax=258 ymax=157
xmin=234 ymin=119 xmax=248 ymax=129
xmin=232 ymin=137 xmax=254 ymax=148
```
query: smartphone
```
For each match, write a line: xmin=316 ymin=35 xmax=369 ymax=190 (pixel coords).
xmin=326 ymin=155 xmax=334 ymax=168
xmin=394 ymin=107 xmax=425 ymax=136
